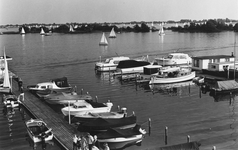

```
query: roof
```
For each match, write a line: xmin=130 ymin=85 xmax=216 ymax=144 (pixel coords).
xmin=192 ymin=55 xmax=234 ymax=60
xmin=212 ymin=80 xmax=238 ymax=90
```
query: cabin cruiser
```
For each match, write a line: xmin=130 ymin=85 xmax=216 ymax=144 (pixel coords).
xmin=61 ymin=100 xmax=113 ymax=116
xmin=27 ymin=77 xmax=72 ymax=93
xmin=149 ymin=65 xmax=196 ymax=84
xmin=25 ymin=118 xmax=53 ymax=143
xmin=95 ymin=56 xmax=130 ymax=72
xmin=154 ymin=53 xmax=192 ymax=66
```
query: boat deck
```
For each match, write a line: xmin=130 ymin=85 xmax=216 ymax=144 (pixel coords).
xmin=11 ymin=79 xmax=80 ymax=150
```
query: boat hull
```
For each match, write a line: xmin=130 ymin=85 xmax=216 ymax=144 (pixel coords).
xmin=149 ymin=71 xmax=196 ymax=84
xmin=98 ymin=135 xmax=143 ymax=150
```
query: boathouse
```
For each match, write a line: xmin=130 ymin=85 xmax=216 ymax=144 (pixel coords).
xmin=191 ymin=54 xmax=235 ymax=71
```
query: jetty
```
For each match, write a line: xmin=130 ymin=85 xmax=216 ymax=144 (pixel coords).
xmin=11 ymin=79 xmax=79 ymax=150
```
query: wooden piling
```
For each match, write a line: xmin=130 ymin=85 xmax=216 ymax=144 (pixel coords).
xmin=95 ymin=96 xmax=98 ymax=102
xmin=148 ymin=118 xmax=151 ymax=136
xmin=230 ymin=92 xmax=232 ymax=105
xmin=117 ymin=105 xmax=120 ymax=111
xmin=212 ymin=146 xmax=216 ymax=150
xmin=68 ymin=101 xmax=71 ymax=124
xmin=199 ymin=86 xmax=201 ymax=98
xmin=187 ymin=135 xmax=190 ymax=143
xmin=165 ymin=126 xmax=168 ymax=145
xmin=81 ymin=88 xmax=83 ymax=95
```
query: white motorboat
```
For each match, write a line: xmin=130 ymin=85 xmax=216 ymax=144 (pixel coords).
xmin=136 ymin=65 xmax=162 ymax=83
xmin=97 ymin=124 xmax=146 ymax=150
xmin=27 ymin=77 xmax=72 ymax=93
xmin=3 ymin=94 xmax=19 ymax=108
xmin=61 ymin=100 xmax=113 ymax=116
xmin=116 ymin=59 xmax=151 ymax=75
xmin=44 ymin=91 xmax=92 ymax=105
xmin=95 ymin=56 xmax=130 ymax=72
xmin=149 ymin=66 xmax=196 ymax=84
xmin=154 ymin=53 xmax=192 ymax=66
xmin=25 ymin=118 xmax=53 ymax=143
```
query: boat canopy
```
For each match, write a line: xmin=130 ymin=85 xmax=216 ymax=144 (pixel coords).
xmin=117 ymin=60 xmax=150 ymax=69
xmin=211 ymin=80 xmax=238 ymax=90
xmin=51 ymin=77 xmax=70 ymax=87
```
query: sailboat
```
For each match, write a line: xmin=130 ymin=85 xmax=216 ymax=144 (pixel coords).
xmin=0 ymin=48 xmax=11 ymax=93
xmin=20 ymin=27 xmax=25 ymax=35
xmin=69 ymin=25 xmax=75 ymax=33
xmin=99 ymin=32 xmax=108 ymax=46
xmin=158 ymin=26 xmax=165 ymax=36
xmin=109 ymin=28 xmax=116 ymax=38
xmin=40 ymin=27 xmax=46 ymax=35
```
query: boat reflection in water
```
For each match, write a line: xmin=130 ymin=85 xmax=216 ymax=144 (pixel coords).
xmin=210 ymin=92 xmax=238 ymax=103
xmin=149 ymin=81 xmax=195 ymax=96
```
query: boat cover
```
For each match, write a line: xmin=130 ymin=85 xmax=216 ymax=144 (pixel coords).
xmin=159 ymin=141 xmax=201 ymax=150
xmin=97 ymin=125 xmax=142 ymax=139
xmin=85 ymin=100 xmax=107 ymax=107
xmin=77 ymin=115 xmax=137 ymax=131
xmin=117 ymin=60 xmax=150 ymax=69
xmin=211 ymin=80 xmax=238 ymax=90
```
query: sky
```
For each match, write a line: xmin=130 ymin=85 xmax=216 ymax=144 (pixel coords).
xmin=0 ymin=0 xmax=238 ymax=25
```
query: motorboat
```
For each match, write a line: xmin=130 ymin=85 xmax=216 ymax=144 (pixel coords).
xmin=116 ymin=59 xmax=151 ymax=75
xmin=25 ymin=118 xmax=53 ymax=143
xmin=27 ymin=77 xmax=72 ymax=93
xmin=77 ymin=115 xmax=137 ymax=132
xmin=3 ymin=94 xmax=19 ymax=108
xmin=95 ymin=56 xmax=130 ymax=72
xmin=97 ymin=124 xmax=146 ymax=150
xmin=35 ymin=88 xmax=73 ymax=99
xmin=149 ymin=66 xmax=196 ymax=84
xmin=61 ymin=100 xmax=113 ymax=116
xmin=70 ymin=107 xmax=128 ymax=123
xmin=44 ymin=91 xmax=92 ymax=105
xmin=154 ymin=53 xmax=192 ymax=66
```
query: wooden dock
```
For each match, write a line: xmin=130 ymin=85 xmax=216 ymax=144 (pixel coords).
xmin=11 ymin=79 xmax=79 ymax=150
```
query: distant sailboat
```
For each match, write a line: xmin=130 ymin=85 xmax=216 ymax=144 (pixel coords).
xmin=109 ymin=28 xmax=116 ymax=38
xmin=158 ymin=26 xmax=165 ymax=36
xmin=99 ymin=32 xmax=108 ymax=46
xmin=69 ymin=25 xmax=75 ymax=33
xmin=0 ymin=48 xmax=11 ymax=93
xmin=20 ymin=27 xmax=25 ymax=35
xmin=40 ymin=27 xmax=46 ymax=35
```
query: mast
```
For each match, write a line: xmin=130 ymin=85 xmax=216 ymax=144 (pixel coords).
xmin=234 ymin=34 xmax=236 ymax=80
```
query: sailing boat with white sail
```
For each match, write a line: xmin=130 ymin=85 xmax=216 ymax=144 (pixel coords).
xmin=40 ymin=27 xmax=46 ymax=35
xmin=158 ymin=26 xmax=165 ymax=36
xmin=20 ymin=27 xmax=25 ymax=35
xmin=69 ymin=25 xmax=75 ymax=33
xmin=99 ymin=32 xmax=108 ymax=46
xmin=0 ymin=48 xmax=11 ymax=93
xmin=109 ymin=28 xmax=116 ymax=38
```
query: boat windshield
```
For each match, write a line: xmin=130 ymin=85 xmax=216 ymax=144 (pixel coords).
xmin=167 ymin=55 xmax=173 ymax=59
xmin=105 ymin=59 xmax=110 ymax=63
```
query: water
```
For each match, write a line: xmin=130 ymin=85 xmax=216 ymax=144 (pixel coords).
xmin=0 ymin=29 xmax=238 ymax=150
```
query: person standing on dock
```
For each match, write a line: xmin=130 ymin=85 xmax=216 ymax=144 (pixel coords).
xmin=18 ymin=78 xmax=23 ymax=92
xmin=86 ymin=133 xmax=94 ymax=150
xmin=73 ymin=134 xmax=78 ymax=150
xmin=103 ymin=143 xmax=110 ymax=150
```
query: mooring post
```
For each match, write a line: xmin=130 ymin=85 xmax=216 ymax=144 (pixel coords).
xmin=212 ymin=146 xmax=216 ymax=150
xmin=165 ymin=126 xmax=168 ymax=145
xmin=81 ymin=88 xmax=83 ymax=95
xmin=148 ymin=118 xmax=151 ymax=136
xmin=74 ymin=85 xmax=77 ymax=92
xmin=230 ymin=92 xmax=232 ymax=105
xmin=87 ymin=92 xmax=89 ymax=95
xmin=117 ymin=105 xmax=120 ymax=111
xmin=199 ymin=86 xmax=201 ymax=98
xmin=189 ymin=83 xmax=191 ymax=95
xmin=187 ymin=135 xmax=190 ymax=143
xmin=68 ymin=101 xmax=71 ymax=124
xmin=95 ymin=96 xmax=98 ymax=102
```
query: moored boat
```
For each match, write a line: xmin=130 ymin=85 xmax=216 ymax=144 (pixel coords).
xmin=149 ymin=65 xmax=196 ymax=84
xmin=97 ymin=124 xmax=146 ymax=150
xmin=99 ymin=32 xmax=108 ymax=46
xmin=95 ymin=56 xmax=130 ymax=72
xmin=25 ymin=118 xmax=53 ymax=143
xmin=44 ymin=91 xmax=92 ymax=105
xmin=27 ymin=77 xmax=72 ymax=93
xmin=154 ymin=53 xmax=192 ymax=66
xmin=3 ymin=94 xmax=19 ymax=108
xmin=61 ymin=100 xmax=113 ymax=116
xmin=77 ymin=115 xmax=137 ymax=133
xmin=136 ymin=65 xmax=162 ymax=83
xmin=116 ymin=59 xmax=151 ymax=75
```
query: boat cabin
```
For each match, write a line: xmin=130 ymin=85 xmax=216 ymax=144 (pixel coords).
xmin=155 ymin=53 xmax=192 ymax=66
xmin=143 ymin=65 xmax=162 ymax=75
xmin=104 ymin=56 xmax=130 ymax=64
xmin=191 ymin=54 xmax=234 ymax=71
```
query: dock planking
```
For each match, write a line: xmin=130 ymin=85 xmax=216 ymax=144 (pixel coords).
xmin=11 ymin=79 xmax=80 ymax=150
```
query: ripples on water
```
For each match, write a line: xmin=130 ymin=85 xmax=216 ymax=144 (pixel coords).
xmin=0 ymin=31 xmax=238 ymax=149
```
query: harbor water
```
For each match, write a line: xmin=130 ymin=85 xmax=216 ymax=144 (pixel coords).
xmin=0 ymin=29 xmax=238 ymax=150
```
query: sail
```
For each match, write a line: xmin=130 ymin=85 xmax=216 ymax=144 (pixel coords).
xmin=99 ymin=32 xmax=108 ymax=45
xmin=3 ymin=49 xmax=11 ymax=89
xmin=158 ymin=26 xmax=165 ymax=35
xmin=69 ymin=25 xmax=75 ymax=32
xmin=20 ymin=27 xmax=25 ymax=34
xmin=40 ymin=28 xmax=45 ymax=35
xmin=109 ymin=28 xmax=116 ymax=38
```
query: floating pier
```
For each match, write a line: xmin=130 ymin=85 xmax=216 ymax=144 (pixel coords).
xmin=11 ymin=79 xmax=78 ymax=150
